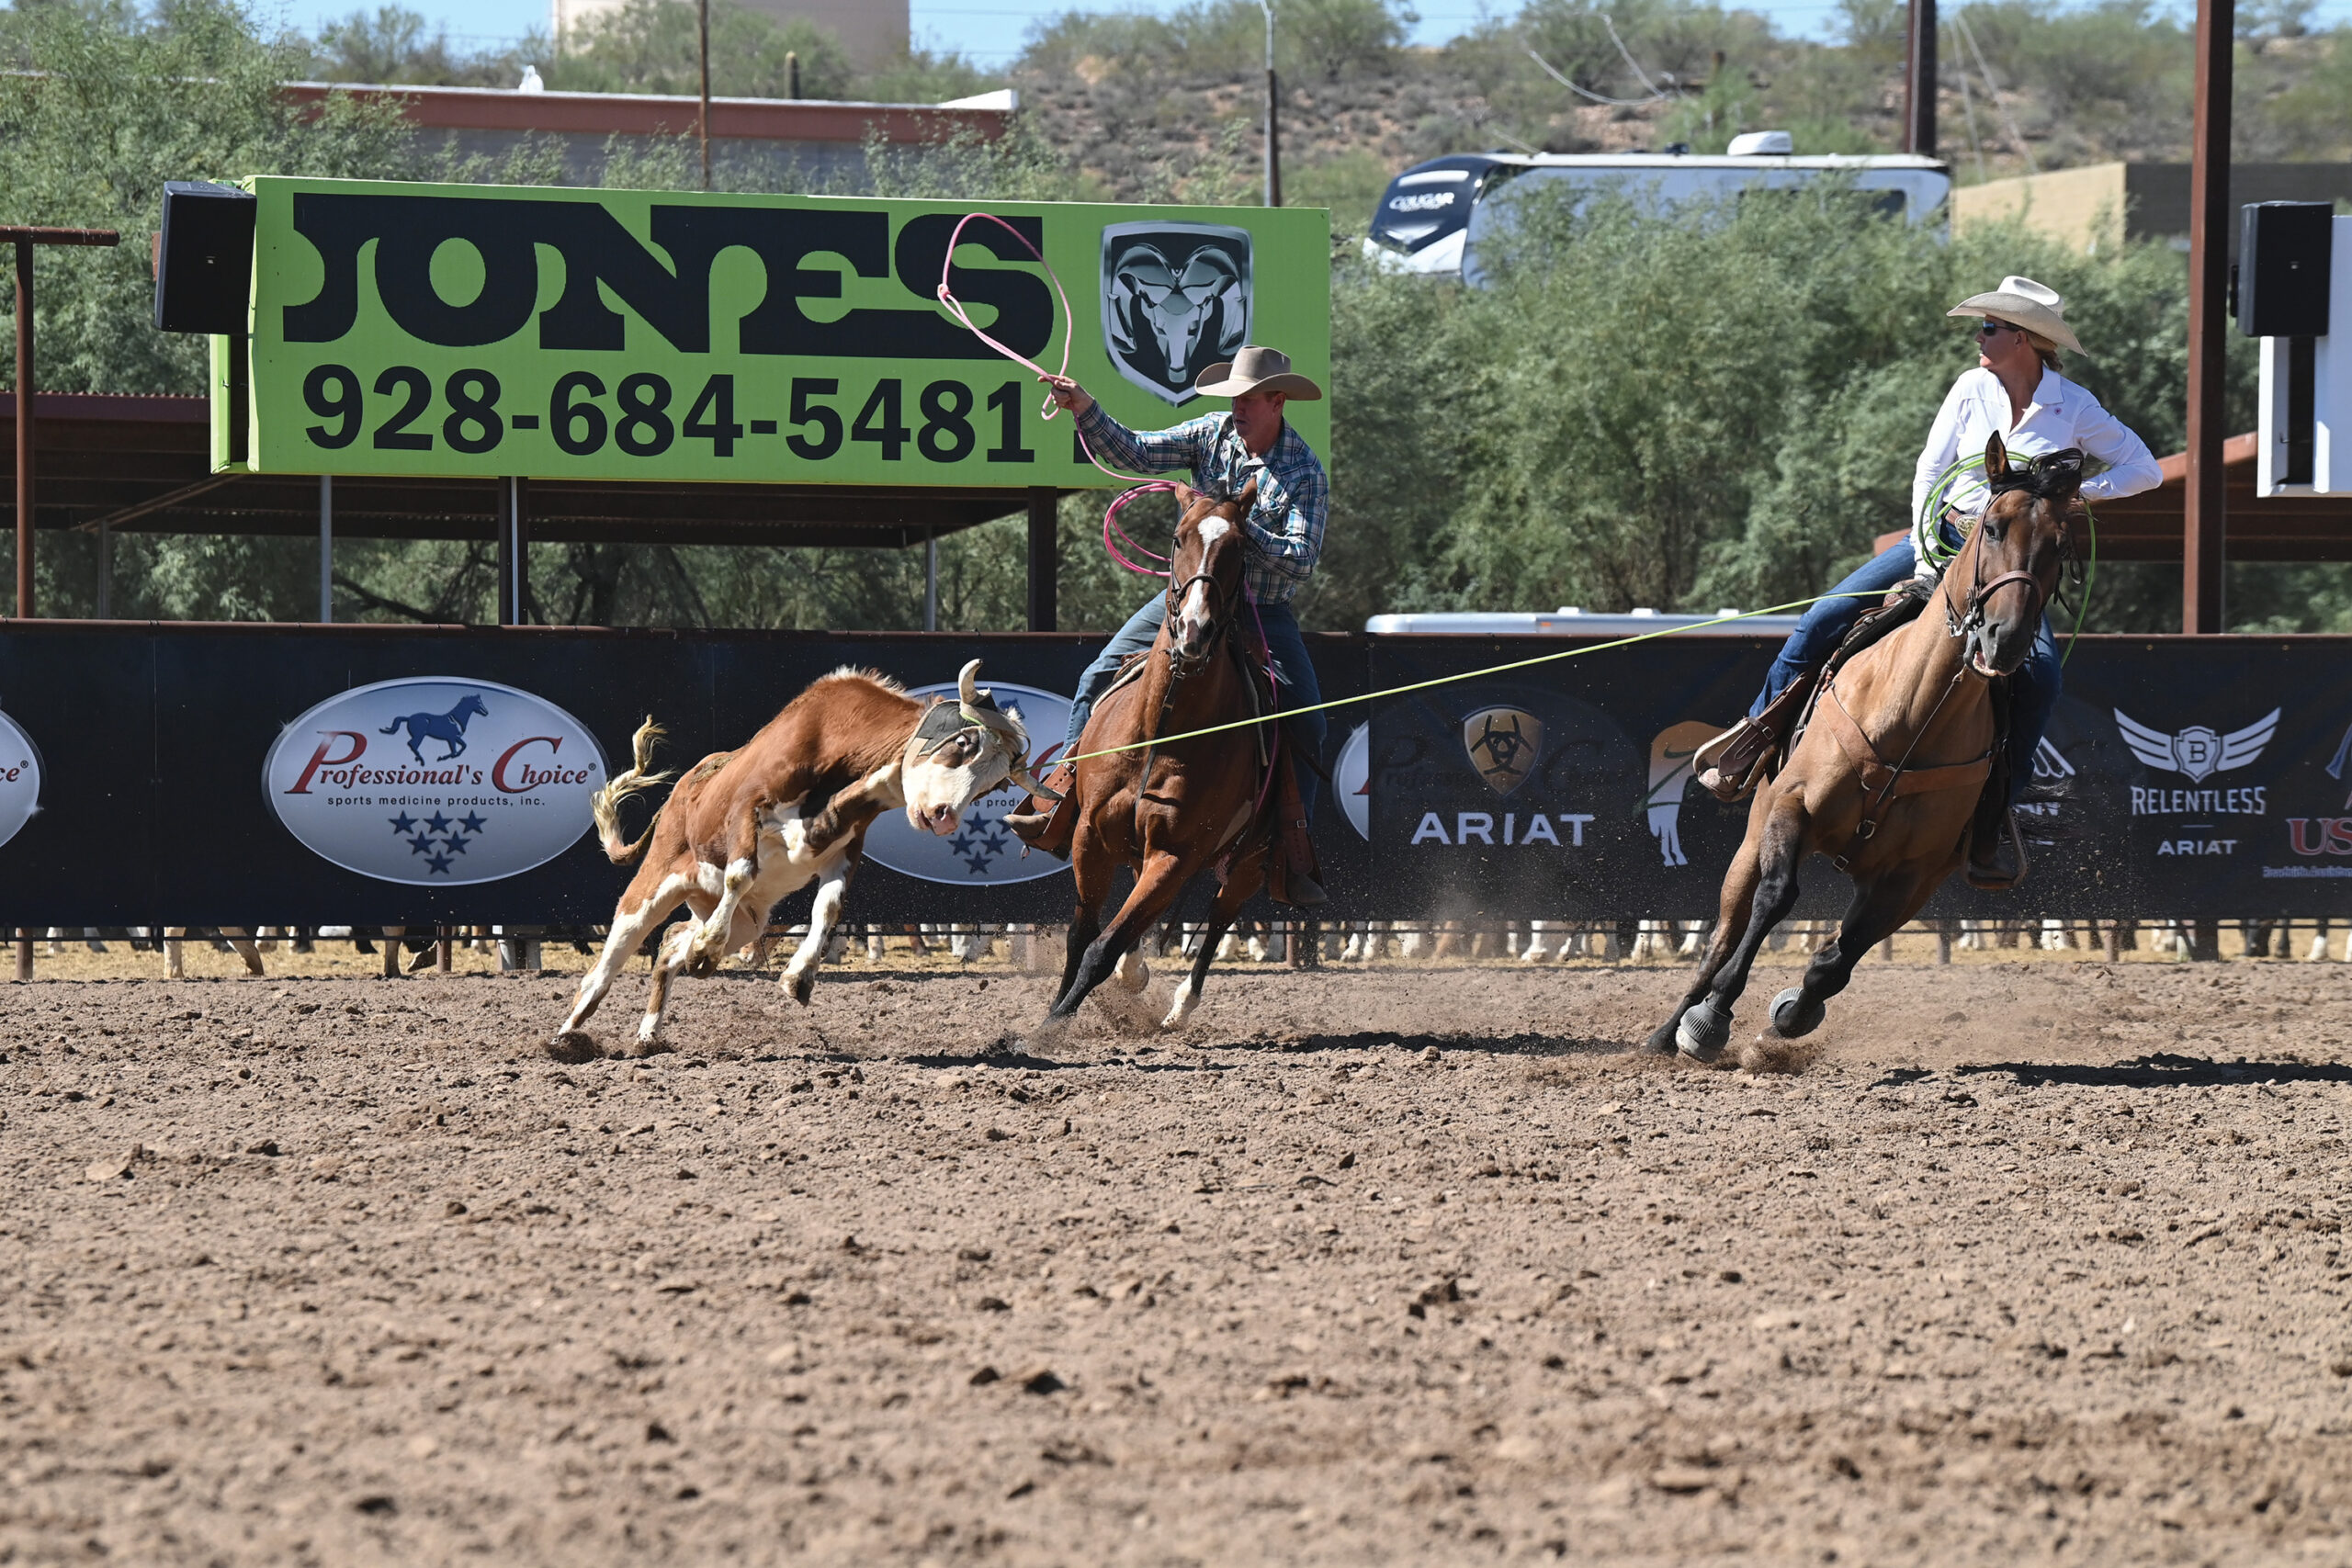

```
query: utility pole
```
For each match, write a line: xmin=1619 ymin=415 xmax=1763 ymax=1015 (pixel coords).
xmin=2184 ymin=0 xmax=2233 ymax=635
xmin=697 ymin=0 xmax=712 ymax=190
xmin=6 ymin=226 xmax=119 ymax=619
xmin=1904 ymin=0 xmax=1938 ymax=156
xmin=1259 ymin=0 xmax=1281 ymax=206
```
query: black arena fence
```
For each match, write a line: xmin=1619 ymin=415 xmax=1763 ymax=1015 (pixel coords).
xmin=0 ymin=622 xmax=2346 ymax=928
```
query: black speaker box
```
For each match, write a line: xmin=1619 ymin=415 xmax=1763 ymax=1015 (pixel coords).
xmin=152 ymin=180 xmax=256 ymax=334
xmin=2237 ymin=201 xmax=2333 ymax=339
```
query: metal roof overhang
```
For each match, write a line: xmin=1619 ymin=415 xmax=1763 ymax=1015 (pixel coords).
xmin=2 ymin=393 xmax=1058 ymax=549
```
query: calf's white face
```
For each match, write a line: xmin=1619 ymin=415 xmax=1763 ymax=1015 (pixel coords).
xmin=900 ymin=727 xmax=1023 ymax=837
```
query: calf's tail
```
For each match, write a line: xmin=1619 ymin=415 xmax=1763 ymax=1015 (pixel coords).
xmin=592 ymin=716 xmax=676 ymax=864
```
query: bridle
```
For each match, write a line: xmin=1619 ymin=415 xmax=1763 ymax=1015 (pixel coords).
xmin=1160 ymin=511 xmax=1247 ymax=676
xmin=1941 ymin=448 xmax=2082 ymax=649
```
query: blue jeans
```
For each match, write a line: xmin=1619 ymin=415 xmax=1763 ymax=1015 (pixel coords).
xmin=1749 ymin=537 xmax=2058 ymax=807
xmin=1064 ymin=594 xmax=1328 ymax=820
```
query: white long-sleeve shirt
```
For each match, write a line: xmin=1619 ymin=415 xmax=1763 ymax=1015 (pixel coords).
xmin=1909 ymin=367 xmax=2162 ymax=568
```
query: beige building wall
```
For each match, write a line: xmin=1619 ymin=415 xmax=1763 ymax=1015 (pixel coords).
xmin=552 ymin=0 xmax=909 ymax=69
xmin=1951 ymin=164 xmax=2131 ymax=255
xmin=1956 ymin=162 xmax=2352 ymax=256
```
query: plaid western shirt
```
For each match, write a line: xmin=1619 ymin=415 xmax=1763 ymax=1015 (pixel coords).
xmin=1074 ymin=402 xmax=1329 ymax=605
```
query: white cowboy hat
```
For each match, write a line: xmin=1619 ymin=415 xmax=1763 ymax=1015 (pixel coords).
xmin=1193 ymin=344 xmax=1324 ymax=400
xmin=1947 ymin=276 xmax=2084 ymax=355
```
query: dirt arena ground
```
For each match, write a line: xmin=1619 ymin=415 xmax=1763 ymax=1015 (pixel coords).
xmin=5 ymin=939 xmax=2351 ymax=1565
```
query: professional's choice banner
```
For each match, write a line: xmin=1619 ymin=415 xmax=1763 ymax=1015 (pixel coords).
xmin=0 ymin=626 xmax=2346 ymax=925
xmin=222 ymin=177 xmax=1332 ymax=486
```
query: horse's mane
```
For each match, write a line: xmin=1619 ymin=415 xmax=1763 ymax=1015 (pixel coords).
xmin=1986 ymin=447 xmax=2085 ymax=502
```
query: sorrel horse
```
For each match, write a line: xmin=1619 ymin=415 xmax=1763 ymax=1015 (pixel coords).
xmin=1650 ymin=434 xmax=2082 ymax=1062
xmin=1039 ymin=482 xmax=1276 ymax=1033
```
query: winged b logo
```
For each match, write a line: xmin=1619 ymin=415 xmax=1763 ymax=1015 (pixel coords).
xmin=2112 ymin=707 xmax=2279 ymax=784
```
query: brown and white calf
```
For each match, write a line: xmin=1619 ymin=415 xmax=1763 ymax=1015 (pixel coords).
xmin=549 ymin=660 xmax=1037 ymax=1060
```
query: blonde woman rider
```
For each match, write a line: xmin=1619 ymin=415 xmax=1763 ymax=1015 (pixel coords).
xmin=1694 ymin=276 xmax=2161 ymax=888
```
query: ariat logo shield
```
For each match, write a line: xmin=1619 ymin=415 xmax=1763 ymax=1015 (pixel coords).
xmin=1463 ymin=707 xmax=1542 ymax=797
xmin=1101 ymin=221 xmax=1252 ymax=404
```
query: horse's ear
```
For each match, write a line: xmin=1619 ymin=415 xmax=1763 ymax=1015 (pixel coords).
xmin=1984 ymin=433 xmax=2009 ymax=482
xmin=1237 ymin=478 xmax=1260 ymax=510
xmin=1170 ymin=482 xmax=1196 ymax=509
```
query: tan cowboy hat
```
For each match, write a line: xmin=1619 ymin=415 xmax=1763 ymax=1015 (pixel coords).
xmin=1193 ymin=344 xmax=1324 ymax=400
xmin=1947 ymin=275 xmax=2084 ymax=355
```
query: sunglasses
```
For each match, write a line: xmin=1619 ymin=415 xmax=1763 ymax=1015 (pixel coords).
xmin=1977 ymin=319 xmax=2019 ymax=339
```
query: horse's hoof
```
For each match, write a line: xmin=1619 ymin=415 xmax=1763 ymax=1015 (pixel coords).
xmin=1113 ymin=953 xmax=1149 ymax=993
xmin=1769 ymin=987 xmax=1826 ymax=1039
xmin=547 ymin=1030 xmax=598 ymax=1064
xmin=788 ymin=971 xmax=815 ymax=1007
xmin=1641 ymin=1018 xmax=1683 ymax=1055
xmin=1676 ymin=998 xmax=1732 ymax=1063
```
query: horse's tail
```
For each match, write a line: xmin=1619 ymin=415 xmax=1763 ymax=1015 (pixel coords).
xmin=379 ymin=719 xmax=404 ymax=735
xmin=592 ymin=716 xmax=675 ymax=865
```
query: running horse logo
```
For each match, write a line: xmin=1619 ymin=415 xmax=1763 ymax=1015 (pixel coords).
xmin=1101 ymin=221 xmax=1252 ymax=405
xmin=1463 ymin=706 xmax=1542 ymax=797
xmin=380 ymin=693 xmax=490 ymax=762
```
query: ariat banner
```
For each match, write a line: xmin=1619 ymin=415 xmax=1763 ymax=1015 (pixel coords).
xmin=224 ymin=177 xmax=1331 ymax=484
xmin=0 ymin=625 xmax=2346 ymax=926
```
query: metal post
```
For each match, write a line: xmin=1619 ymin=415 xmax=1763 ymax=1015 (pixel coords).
xmin=96 ymin=519 xmax=109 ymax=618
xmin=1260 ymin=1 xmax=1281 ymax=207
xmin=13 ymin=931 xmax=28 ymax=981
xmin=318 ymin=473 xmax=333 ymax=622
xmin=2184 ymin=0 xmax=2233 ymax=634
xmin=496 ymin=477 xmax=526 ymax=625
xmin=3 ymin=227 xmax=117 ymax=621
xmin=1025 ymin=486 xmax=1057 ymax=631
xmin=697 ymin=0 xmax=712 ymax=191
xmin=924 ymin=528 xmax=939 ymax=631
xmin=14 ymin=242 xmax=30 ymax=618
xmin=1904 ymin=0 xmax=1938 ymax=156
xmin=786 ymin=50 xmax=799 ymax=99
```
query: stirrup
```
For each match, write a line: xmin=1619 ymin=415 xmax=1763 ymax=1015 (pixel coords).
xmin=1964 ymin=807 xmax=2029 ymax=892
xmin=1693 ymin=718 xmax=1770 ymax=802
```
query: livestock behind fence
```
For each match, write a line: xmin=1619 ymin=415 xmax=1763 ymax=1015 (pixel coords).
xmin=0 ymin=623 xmax=2346 ymax=926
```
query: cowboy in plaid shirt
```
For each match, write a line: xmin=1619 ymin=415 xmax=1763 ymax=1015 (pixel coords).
xmin=1009 ymin=344 xmax=1331 ymax=903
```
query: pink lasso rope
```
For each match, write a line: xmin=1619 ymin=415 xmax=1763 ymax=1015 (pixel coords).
xmin=935 ymin=211 xmax=1192 ymax=581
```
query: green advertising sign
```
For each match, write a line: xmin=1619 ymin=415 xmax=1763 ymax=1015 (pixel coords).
xmin=224 ymin=176 xmax=1331 ymax=486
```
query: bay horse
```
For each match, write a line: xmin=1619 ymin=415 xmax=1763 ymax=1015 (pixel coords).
xmin=1650 ymin=434 xmax=2082 ymax=1062
xmin=1039 ymin=482 xmax=1276 ymax=1033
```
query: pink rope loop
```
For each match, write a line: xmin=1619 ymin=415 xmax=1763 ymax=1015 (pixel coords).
xmin=1102 ymin=481 xmax=1174 ymax=577
xmin=933 ymin=210 xmax=1161 ymax=491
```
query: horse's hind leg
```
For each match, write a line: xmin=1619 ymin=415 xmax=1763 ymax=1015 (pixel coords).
xmin=1655 ymin=799 xmax=1807 ymax=1063
xmin=1770 ymin=868 xmax=1937 ymax=1040
xmin=1165 ymin=854 xmax=1265 ymax=1031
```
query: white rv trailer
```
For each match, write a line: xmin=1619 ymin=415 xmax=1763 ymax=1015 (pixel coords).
xmin=1364 ymin=134 xmax=1951 ymax=282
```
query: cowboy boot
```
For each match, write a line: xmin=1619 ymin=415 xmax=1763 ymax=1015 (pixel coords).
xmin=1694 ymin=672 xmax=1820 ymax=802
xmin=1965 ymin=805 xmax=2029 ymax=891
xmin=1004 ymin=761 xmax=1080 ymax=860
xmin=1267 ymin=752 xmax=1327 ymax=908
